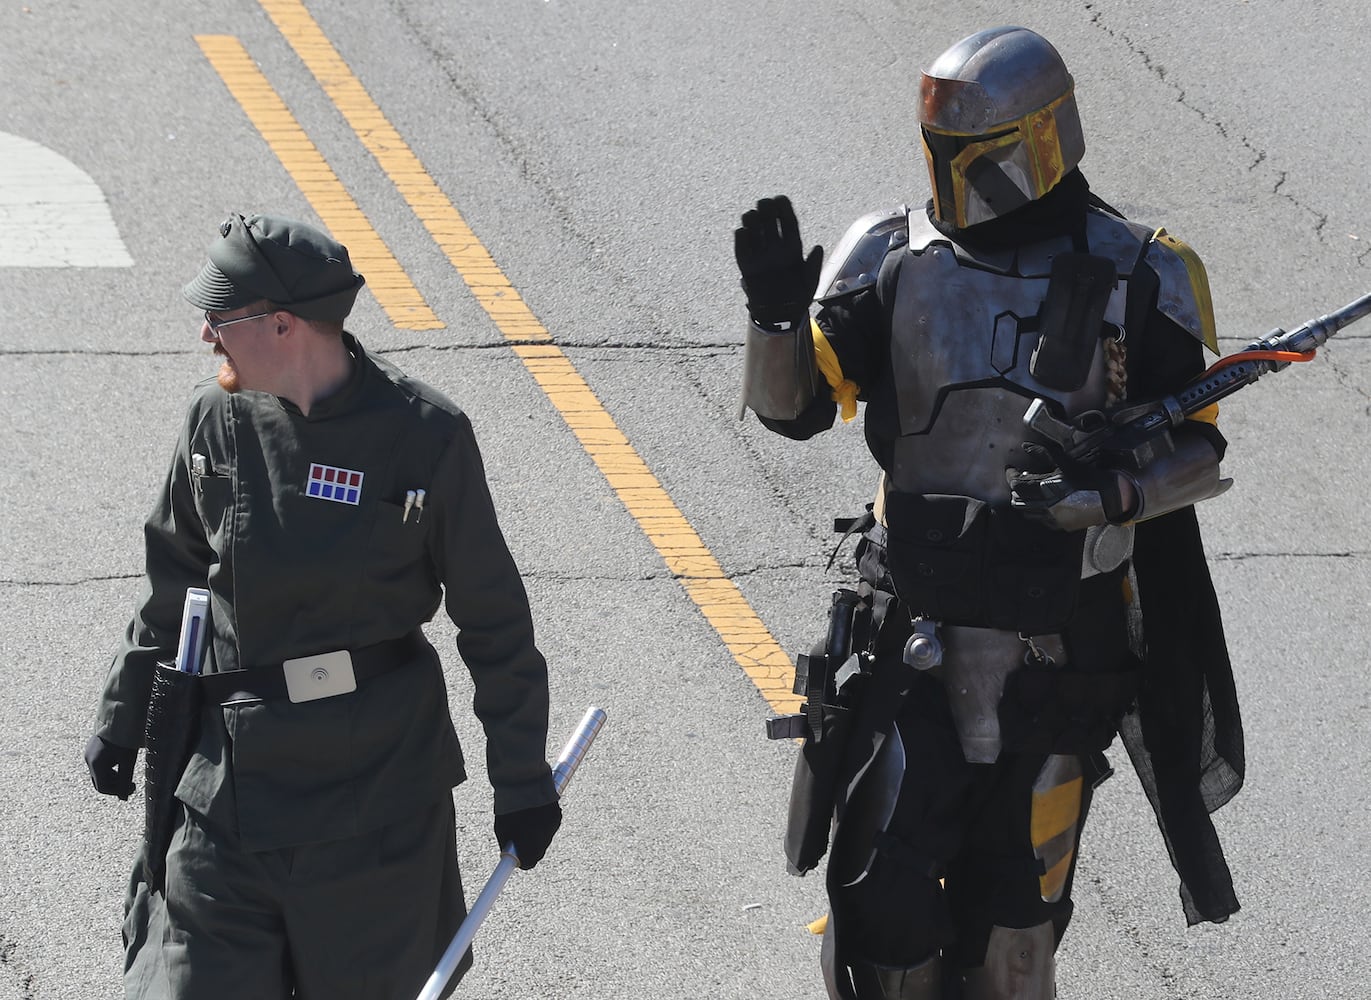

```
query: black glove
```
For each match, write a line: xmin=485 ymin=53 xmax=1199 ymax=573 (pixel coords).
xmin=1009 ymin=444 xmax=1135 ymax=529
xmin=734 ymin=195 xmax=824 ymax=327
xmin=84 ymin=734 xmax=138 ymax=800
xmin=494 ymin=801 xmax=562 ymax=870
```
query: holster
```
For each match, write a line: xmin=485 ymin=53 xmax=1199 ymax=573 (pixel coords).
xmin=141 ymin=662 xmax=202 ymax=891
xmin=769 ymin=588 xmax=876 ymax=875
xmin=784 ymin=702 xmax=855 ymax=875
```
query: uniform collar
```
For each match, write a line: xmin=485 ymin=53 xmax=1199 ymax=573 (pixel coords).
xmin=274 ymin=331 xmax=368 ymax=420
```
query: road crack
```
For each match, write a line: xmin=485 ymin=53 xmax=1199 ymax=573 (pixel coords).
xmin=1081 ymin=4 xmax=1355 ymax=262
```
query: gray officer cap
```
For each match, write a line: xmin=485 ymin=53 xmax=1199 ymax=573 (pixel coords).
xmin=183 ymin=213 xmax=366 ymax=321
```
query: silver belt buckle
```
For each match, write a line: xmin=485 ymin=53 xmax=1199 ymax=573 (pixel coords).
xmin=282 ymin=650 xmax=357 ymax=703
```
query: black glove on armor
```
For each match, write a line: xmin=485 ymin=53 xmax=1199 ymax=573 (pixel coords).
xmin=494 ymin=800 xmax=563 ymax=870
xmin=84 ymin=734 xmax=138 ymax=800
xmin=734 ymin=195 xmax=825 ymax=328
xmin=1009 ymin=444 xmax=1136 ymax=527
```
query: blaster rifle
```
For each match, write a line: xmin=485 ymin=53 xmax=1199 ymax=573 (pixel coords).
xmin=1024 ymin=290 xmax=1371 ymax=470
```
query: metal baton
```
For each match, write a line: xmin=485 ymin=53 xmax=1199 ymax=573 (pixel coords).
xmin=415 ymin=706 xmax=607 ymax=1000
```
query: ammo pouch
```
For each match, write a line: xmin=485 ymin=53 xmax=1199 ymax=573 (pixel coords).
xmin=999 ymin=565 xmax=1141 ymax=753
xmin=998 ymin=658 xmax=1140 ymax=754
xmin=883 ymin=491 xmax=1086 ymax=634
xmin=142 ymin=662 xmax=203 ymax=891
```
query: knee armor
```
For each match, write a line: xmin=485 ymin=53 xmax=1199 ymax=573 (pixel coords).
xmin=961 ymin=921 xmax=1056 ymax=1000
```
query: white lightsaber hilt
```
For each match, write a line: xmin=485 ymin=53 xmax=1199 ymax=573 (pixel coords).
xmin=415 ymin=706 xmax=606 ymax=1000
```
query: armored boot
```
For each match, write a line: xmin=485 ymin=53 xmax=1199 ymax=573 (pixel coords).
xmin=960 ymin=921 xmax=1055 ymax=1000
xmin=848 ymin=955 xmax=942 ymax=999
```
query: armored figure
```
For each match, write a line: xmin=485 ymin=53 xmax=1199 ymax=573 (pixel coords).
xmin=736 ymin=27 xmax=1244 ymax=999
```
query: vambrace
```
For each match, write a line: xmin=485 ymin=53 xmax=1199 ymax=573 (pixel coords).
xmin=741 ymin=317 xmax=820 ymax=420
xmin=1122 ymin=424 xmax=1231 ymax=522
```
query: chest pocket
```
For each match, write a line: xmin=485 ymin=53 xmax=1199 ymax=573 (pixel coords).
xmin=192 ymin=471 xmax=235 ymax=543
xmin=367 ymin=498 xmax=432 ymax=587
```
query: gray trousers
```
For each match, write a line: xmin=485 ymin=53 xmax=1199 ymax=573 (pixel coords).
xmin=122 ymin=798 xmax=470 ymax=999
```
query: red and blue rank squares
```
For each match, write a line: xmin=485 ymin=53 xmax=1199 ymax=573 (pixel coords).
xmin=307 ymin=463 xmax=363 ymax=505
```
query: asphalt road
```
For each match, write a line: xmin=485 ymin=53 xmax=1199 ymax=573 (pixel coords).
xmin=2 ymin=2 xmax=1369 ymax=998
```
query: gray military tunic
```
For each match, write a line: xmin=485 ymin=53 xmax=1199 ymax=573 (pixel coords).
xmin=98 ymin=331 xmax=553 ymax=831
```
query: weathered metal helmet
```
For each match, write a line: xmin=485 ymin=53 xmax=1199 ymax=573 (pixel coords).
xmin=918 ymin=26 xmax=1085 ymax=228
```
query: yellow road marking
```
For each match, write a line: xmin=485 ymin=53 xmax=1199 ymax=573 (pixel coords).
xmin=254 ymin=0 xmax=801 ymax=714
xmin=193 ymin=35 xmax=442 ymax=331
xmin=516 ymin=345 xmax=798 ymax=709
xmin=257 ymin=0 xmax=548 ymax=343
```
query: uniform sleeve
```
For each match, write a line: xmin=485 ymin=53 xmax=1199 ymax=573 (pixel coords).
xmin=429 ymin=414 xmax=556 ymax=814
xmin=95 ymin=414 xmax=215 ymax=749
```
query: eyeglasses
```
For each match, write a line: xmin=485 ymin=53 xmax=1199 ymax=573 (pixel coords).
xmin=204 ymin=309 xmax=271 ymax=338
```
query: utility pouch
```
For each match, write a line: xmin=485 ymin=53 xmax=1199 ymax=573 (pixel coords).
xmin=884 ymin=492 xmax=1085 ymax=633
xmin=1000 ymin=564 xmax=1139 ymax=753
xmin=999 ymin=656 xmax=1141 ymax=754
xmin=980 ymin=505 xmax=1085 ymax=633
xmin=883 ymin=493 xmax=987 ymax=625
xmin=142 ymin=662 xmax=203 ymax=891
xmin=1030 ymin=252 xmax=1118 ymax=391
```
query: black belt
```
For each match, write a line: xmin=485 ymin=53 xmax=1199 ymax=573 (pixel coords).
xmin=200 ymin=631 xmax=427 ymax=705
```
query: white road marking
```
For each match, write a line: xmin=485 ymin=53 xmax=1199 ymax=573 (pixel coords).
xmin=0 ymin=132 xmax=133 ymax=267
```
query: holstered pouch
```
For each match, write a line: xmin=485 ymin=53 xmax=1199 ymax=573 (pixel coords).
xmin=784 ymin=704 xmax=854 ymax=875
xmin=884 ymin=492 xmax=1085 ymax=634
xmin=1030 ymin=252 xmax=1118 ymax=391
xmin=142 ymin=663 xmax=202 ymax=890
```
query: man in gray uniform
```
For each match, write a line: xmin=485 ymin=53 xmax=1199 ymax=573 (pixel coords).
xmin=736 ymin=26 xmax=1243 ymax=1000
xmin=84 ymin=213 xmax=562 ymax=998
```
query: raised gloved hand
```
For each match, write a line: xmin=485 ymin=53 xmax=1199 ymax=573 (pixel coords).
xmin=1008 ymin=445 xmax=1137 ymax=531
xmin=84 ymin=734 xmax=138 ymax=800
xmin=494 ymin=800 xmax=563 ymax=870
xmin=734 ymin=195 xmax=825 ymax=328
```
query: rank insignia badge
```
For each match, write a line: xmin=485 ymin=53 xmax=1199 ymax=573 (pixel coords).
xmin=307 ymin=463 xmax=364 ymax=505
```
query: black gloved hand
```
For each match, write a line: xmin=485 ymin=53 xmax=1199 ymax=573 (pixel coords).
xmin=1008 ymin=444 xmax=1135 ymax=530
xmin=494 ymin=801 xmax=563 ymax=870
xmin=84 ymin=734 xmax=138 ymax=800
xmin=734 ymin=195 xmax=825 ymax=327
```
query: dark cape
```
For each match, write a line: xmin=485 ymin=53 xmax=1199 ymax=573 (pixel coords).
xmin=1124 ymin=506 xmax=1244 ymax=924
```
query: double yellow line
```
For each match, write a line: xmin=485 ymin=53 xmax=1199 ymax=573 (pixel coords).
xmin=196 ymin=0 xmax=801 ymax=715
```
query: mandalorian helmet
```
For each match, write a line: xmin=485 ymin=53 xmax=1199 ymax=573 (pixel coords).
xmin=918 ymin=26 xmax=1085 ymax=228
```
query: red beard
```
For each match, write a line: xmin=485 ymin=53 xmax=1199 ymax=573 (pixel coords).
xmin=214 ymin=347 xmax=240 ymax=393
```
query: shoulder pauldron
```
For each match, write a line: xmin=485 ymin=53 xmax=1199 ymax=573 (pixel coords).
xmin=1144 ymin=228 xmax=1219 ymax=353
xmin=815 ymin=205 xmax=910 ymax=303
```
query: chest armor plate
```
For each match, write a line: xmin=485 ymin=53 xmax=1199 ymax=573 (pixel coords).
xmin=887 ymin=213 xmax=1142 ymax=503
xmin=875 ymin=211 xmax=1153 ymax=636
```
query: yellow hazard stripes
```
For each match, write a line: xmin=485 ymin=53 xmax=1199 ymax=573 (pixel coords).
xmin=196 ymin=2 xmax=802 ymax=715
xmin=193 ymin=35 xmax=441 ymax=331
xmin=1031 ymin=772 xmax=1083 ymax=902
